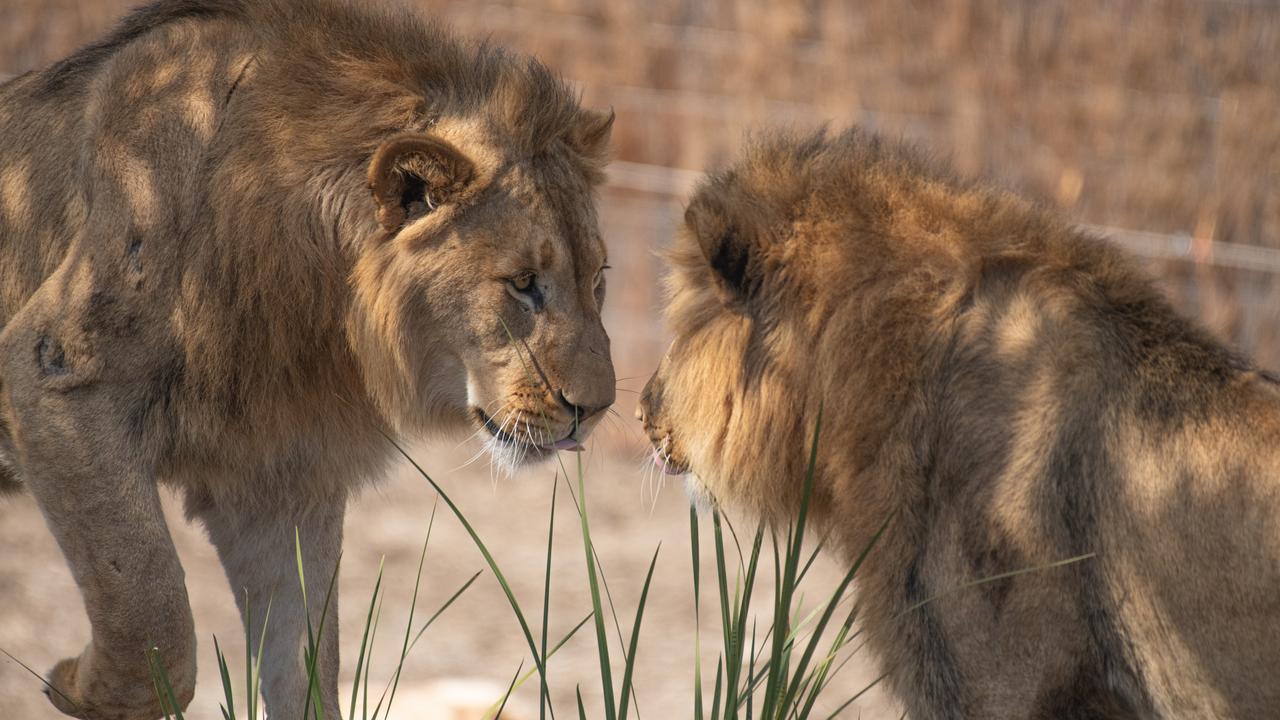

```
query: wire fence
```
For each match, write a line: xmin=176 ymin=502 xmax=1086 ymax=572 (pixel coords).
xmin=607 ymin=160 xmax=1280 ymax=274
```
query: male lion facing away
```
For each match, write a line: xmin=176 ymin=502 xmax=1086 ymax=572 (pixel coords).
xmin=640 ymin=129 xmax=1280 ymax=718
xmin=0 ymin=1 xmax=616 ymax=718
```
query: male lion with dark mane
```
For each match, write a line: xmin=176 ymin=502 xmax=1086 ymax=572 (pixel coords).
xmin=0 ymin=1 xmax=615 ymax=718
xmin=640 ymin=128 xmax=1280 ymax=718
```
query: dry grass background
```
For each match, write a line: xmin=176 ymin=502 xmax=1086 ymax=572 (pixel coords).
xmin=0 ymin=0 xmax=1278 ymax=718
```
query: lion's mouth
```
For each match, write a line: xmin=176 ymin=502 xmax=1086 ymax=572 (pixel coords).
xmin=638 ymin=405 xmax=689 ymax=476
xmin=472 ymin=407 xmax=584 ymax=453
xmin=653 ymin=450 xmax=689 ymax=476
xmin=649 ymin=435 xmax=689 ymax=476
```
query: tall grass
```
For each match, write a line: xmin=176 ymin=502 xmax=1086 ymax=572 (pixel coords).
xmin=685 ymin=411 xmax=889 ymax=720
xmin=131 ymin=410 xmax=1094 ymax=719
xmin=138 ymin=407 xmax=893 ymax=719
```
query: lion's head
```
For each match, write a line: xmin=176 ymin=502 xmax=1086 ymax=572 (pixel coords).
xmin=637 ymin=133 xmax=834 ymax=512
xmin=345 ymin=63 xmax=617 ymax=469
xmin=639 ymin=129 xmax=961 ymax=515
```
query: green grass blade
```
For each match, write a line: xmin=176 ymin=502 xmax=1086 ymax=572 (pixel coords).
xmin=382 ymin=434 xmax=549 ymax=685
xmin=299 ymin=537 xmax=340 ymax=720
xmin=146 ymin=644 xmax=185 ymax=720
xmin=711 ymin=513 xmax=738 ymax=716
xmin=490 ymin=659 xmax=524 ymax=720
xmin=795 ymin=626 xmax=849 ymax=717
xmin=368 ymin=568 xmax=483 ymax=720
xmin=780 ymin=515 xmax=890 ymax=714
xmin=709 ymin=659 xmax=724 ymax=720
xmin=362 ymin=596 xmax=382 ymax=720
xmin=561 ymin=474 xmax=635 ymax=642
xmin=484 ymin=611 xmax=594 ymax=717
xmin=364 ymin=510 xmax=446 ymax=720
xmin=618 ymin=544 xmax=661 ymax=720
xmin=240 ymin=592 xmax=273 ymax=720
xmin=244 ymin=596 xmax=255 ymax=720
xmin=540 ymin=477 xmax=558 ymax=720
xmin=349 ymin=557 xmax=385 ymax=720
xmin=721 ymin=514 xmax=749 ymax=577
xmin=690 ymin=508 xmax=705 ymax=720
xmin=761 ymin=528 xmax=788 ymax=718
xmin=762 ymin=407 xmax=823 ymax=717
xmin=0 ymin=647 xmax=79 ymax=712
xmin=796 ymin=604 xmax=861 ymax=718
xmin=408 ymin=570 xmax=483 ymax=653
xmin=253 ymin=596 xmax=273 ymax=720
xmin=593 ymin=546 xmax=636 ymax=701
xmin=746 ymin=622 xmax=757 ymax=720
xmin=897 ymin=553 xmax=1096 ymax=618
xmin=794 ymin=541 xmax=826 ymax=588
xmin=294 ymin=529 xmax=315 ymax=720
xmin=576 ymin=686 xmax=589 ymax=720
xmin=560 ymin=465 xmax=638 ymax=717
xmin=574 ymin=452 xmax=616 ymax=720
xmin=729 ymin=524 xmax=765 ymax=713
xmin=384 ymin=504 xmax=437 ymax=719
xmin=213 ymin=635 xmax=236 ymax=720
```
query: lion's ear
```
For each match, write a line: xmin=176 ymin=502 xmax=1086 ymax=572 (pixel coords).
xmin=685 ymin=192 xmax=763 ymax=301
xmin=368 ymin=134 xmax=475 ymax=232
xmin=569 ymin=107 xmax=615 ymax=160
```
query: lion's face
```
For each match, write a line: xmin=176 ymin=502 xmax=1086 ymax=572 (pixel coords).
xmin=639 ymin=161 xmax=813 ymax=509
xmin=353 ymin=114 xmax=617 ymax=468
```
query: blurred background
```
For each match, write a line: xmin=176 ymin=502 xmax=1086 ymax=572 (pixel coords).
xmin=1 ymin=0 xmax=1278 ymax=718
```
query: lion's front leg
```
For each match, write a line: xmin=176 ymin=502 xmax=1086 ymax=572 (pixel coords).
xmin=0 ymin=320 xmax=196 ymax=720
xmin=198 ymin=490 xmax=346 ymax=720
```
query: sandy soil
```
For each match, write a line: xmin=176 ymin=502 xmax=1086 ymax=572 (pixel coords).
xmin=0 ymin=441 xmax=899 ymax=719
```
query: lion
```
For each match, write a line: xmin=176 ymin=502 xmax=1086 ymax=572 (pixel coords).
xmin=639 ymin=128 xmax=1280 ymax=718
xmin=0 ymin=1 xmax=616 ymax=718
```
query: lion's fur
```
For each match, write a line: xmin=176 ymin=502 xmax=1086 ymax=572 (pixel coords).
xmin=0 ymin=1 xmax=614 ymax=718
xmin=641 ymin=128 xmax=1280 ymax=718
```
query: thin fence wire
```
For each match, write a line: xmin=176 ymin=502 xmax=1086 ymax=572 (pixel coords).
xmin=606 ymin=161 xmax=1280 ymax=275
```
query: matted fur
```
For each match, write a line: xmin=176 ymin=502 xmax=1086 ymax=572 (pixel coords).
xmin=0 ymin=1 xmax=614 ymax=718
xmin=640 ymin=128 xmax=1280 ymax=718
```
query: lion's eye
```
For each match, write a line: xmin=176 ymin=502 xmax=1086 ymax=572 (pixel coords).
xmin=511 ymin=272 xmax=536 ymax=293
xmin=506 ymin=272 xmax=545 ymax=312
xmin=595 ymin=265 xmax=610 ymax=289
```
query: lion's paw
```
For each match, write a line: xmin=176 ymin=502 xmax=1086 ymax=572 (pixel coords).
xmin=44 ymin=654 xmax=187 ymax=720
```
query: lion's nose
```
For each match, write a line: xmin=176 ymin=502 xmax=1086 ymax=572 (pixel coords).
xmin=556 ymin=389 xmax=609 ymax=424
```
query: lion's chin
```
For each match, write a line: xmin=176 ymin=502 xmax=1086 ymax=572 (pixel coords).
xmin=482 ymin=435 xmax=556 ymax=473
xmin=469 ymin=407 xmax=586 ymax=475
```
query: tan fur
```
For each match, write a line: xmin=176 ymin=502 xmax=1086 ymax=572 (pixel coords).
xmin=640 ymin=128 xmax=1280 ymax=718
xmin=0 ymin=1 xmax=615 ymax=718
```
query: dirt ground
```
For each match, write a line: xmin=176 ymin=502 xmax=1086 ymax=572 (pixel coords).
xmin=0 ymin=440 xmax=899 ymax=719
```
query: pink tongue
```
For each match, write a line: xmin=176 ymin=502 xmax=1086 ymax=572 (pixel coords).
xmin=653 ymin=450 xmax=684 ymax=476
xmin=551 ymin=438 xmax=585 ymax=452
